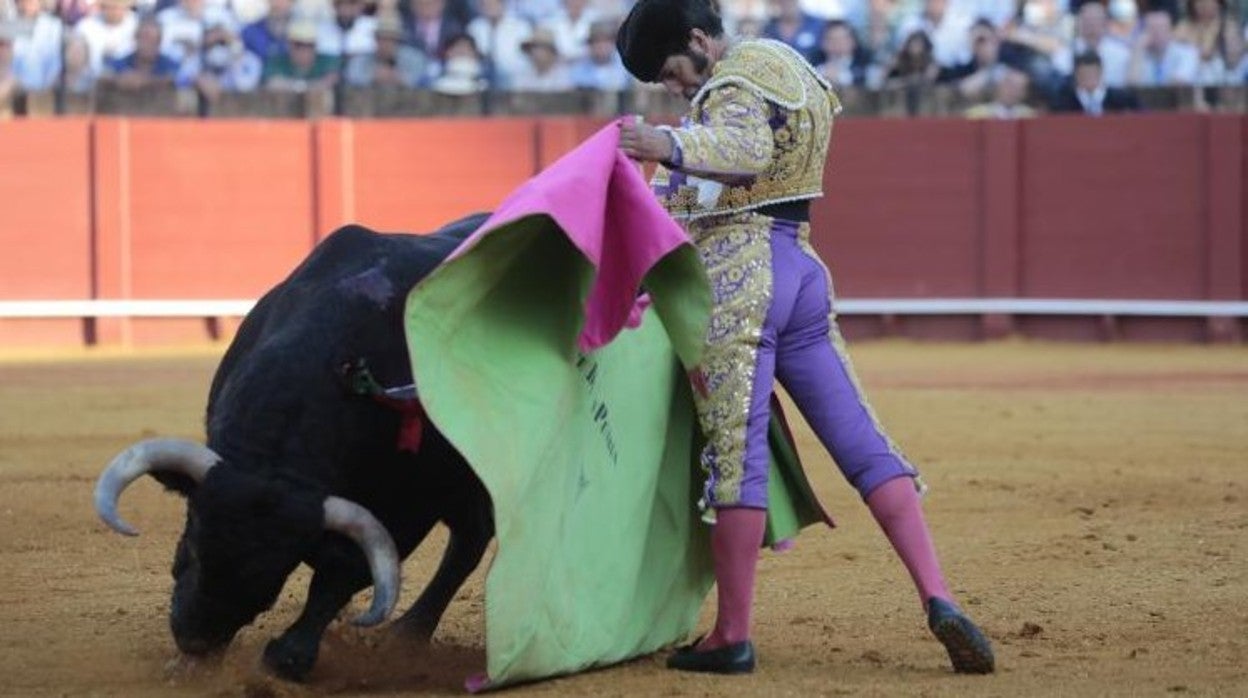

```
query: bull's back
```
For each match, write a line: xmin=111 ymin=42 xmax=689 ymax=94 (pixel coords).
xmin=208 ymin=215 xmax=488 ymax=415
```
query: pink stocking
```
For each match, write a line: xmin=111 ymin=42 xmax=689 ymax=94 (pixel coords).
xmin=865 ymin=476 xmax=953 ymax=610
xmin=699 ymin=507 xmax=766 ymax=651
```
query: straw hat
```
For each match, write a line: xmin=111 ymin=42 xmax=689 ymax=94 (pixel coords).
xmin=520 ymin=27 xmax=558 ymax=55
xmin=287 ymin=20 xmax=319 ymax=45
xmin=375 ymin=12 xmax=404 ymax=38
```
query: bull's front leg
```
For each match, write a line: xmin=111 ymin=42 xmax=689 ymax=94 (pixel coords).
xmin=263 ymin=563 xmax=365 ymax=681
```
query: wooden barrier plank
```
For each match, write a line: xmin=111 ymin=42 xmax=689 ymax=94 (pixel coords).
xmin=109 ymin=119 xmax=315 ymax=344
xmin=0 ymin=119 xmax=94 ymax=346
xmin=346 ymin=118 xmax=539 ymax=233
xmin=1204 ymin=115 xmax=1244 ymax=341
xmin=980 ymin=119 xmax=1022 ymax=338
xmin=1021 ymin=113 xmax=1205 ymax=300
xmin=536 ymin=117 xmax=613 ymax=170
xmin=814 ymin=118 xmax=984 ymax=299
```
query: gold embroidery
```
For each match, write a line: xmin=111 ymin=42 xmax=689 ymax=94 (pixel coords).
xmin=688 ymin=215 xmax=773 ymax=507
xmin=656 ymin=39 xmax=837 ymax=222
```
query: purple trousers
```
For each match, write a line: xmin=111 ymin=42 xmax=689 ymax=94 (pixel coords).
xmin=695 ymin=216 xmax=918 ymax=510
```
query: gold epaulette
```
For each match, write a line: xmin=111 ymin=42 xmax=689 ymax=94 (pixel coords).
xmin=691 ymin=39 xmax=839 ymax=113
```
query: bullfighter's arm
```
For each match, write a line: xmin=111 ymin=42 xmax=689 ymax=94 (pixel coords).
xmin=660 ymin=84 xmax=774 ymax=182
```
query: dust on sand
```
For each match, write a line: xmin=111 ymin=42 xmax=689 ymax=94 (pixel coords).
xmin=1 ymin=341 xmax=1244 ymax=697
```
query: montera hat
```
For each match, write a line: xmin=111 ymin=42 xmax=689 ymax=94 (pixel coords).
xmin=615 ymin=0 xmax=723 ymax=82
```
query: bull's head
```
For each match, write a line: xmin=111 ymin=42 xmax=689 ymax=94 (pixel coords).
xmin=93 ymin=438 xmax=399 ymax=655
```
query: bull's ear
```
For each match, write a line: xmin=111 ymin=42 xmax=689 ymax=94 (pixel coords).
xmin=149 ymin=471 xmax=197 ymax=497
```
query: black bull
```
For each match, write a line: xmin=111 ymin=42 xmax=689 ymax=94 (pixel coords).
xmin=94 ymin=215 xmax=495 ymax=681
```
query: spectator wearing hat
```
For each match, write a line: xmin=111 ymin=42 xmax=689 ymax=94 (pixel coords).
xmin=345 ymin=11 xmax=430 ymax=86
xmin=74 ymin=0 xmax=138 ymax=78
xmin=241 ymin=0 xmax=293 ymax=63
xmin=182 ymin=20 xmax=262 ymax=97
xmin=10 ymin=0 xmax=63 ymax=91
xmin=467 ymin=0 xmax=531 ymax=88
xmin=430 ymin=31 xmax=489 ymax=93
xmin=157 ymin=0 xmax=238 ymax=63
xmin=570 ymin=18 xmax=628 ymax=90
xmin=542 ymin=0 xmax=599 ymax=63
xmin=510 ymin=25 xmax=570 ymax=90
xmin=263 ymin=19 xmax=339 ymax=90
xmin=1051 ymin=49 xmax=1140 ymax=114
xmin=102 ymin=17 xmax=182 ymax=88
xmin=318 ymin=0 xmax=377 ymax=59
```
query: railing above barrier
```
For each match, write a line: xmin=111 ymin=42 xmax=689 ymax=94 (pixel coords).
xmin=7 ymin=84 xmax=1246 ymax=120
xmin=3 ymin=298 xmax=1245 ymax=319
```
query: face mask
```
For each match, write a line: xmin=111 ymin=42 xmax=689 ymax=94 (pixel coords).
xmin=205 ymin=44 xmax=232 ymax=68
xmin=445 ymin=56 xmax=480 ymax=76
xmin=1022 ymin=1 xmax=1046 ymax=27
xmin=1109 ymin=0 xmax=1137 ymax=21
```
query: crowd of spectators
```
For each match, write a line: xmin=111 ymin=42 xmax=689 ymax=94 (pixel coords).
xmin=0 ymin=0 xmax=1245 ymax=116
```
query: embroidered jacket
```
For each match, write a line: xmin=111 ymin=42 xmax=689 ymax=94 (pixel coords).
xmin=651 ymin=38 xmax=842 ymax=221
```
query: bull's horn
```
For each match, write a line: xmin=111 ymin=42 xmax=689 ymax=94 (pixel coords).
xmin=94 ymin=438 xmax=221 ymax=536
xmin=322 ymin=496 xmax=401 ymax=627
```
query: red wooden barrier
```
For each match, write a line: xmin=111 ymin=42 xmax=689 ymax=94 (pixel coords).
xmin=91 ymin=119 xmax=317 ymax=344
xmin=0 ymin=119 xmax=94 ymax=346
xmin=0 ymin=113 xmax=1242 ymax=347
xmin=327 ymin=118 xmax=539 ymax=235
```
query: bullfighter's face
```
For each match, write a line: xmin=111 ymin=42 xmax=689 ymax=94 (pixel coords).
xmin=654 ymin=28 xmax=731 ymax=101
xmin=167 ymin=467 xmax=323 ymax=654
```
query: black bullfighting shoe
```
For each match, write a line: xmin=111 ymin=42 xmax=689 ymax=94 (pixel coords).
xmin=927 ymin=597 xmax=995 ymax=674
xmin=666 ymin=639 xmax=756 ymax=674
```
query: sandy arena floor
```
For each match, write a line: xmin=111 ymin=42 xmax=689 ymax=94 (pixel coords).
xmin=0 ymin=341 xmax=1245 ymax=697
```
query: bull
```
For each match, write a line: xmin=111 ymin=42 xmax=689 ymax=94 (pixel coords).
xmin=93 ymin=215 xmax=495 ymax=681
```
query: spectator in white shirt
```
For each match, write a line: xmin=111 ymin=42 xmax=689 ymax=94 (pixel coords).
xmin=895 ymin=0 xmax=973 ymax=68
xmin=157 ymin=0 xmax=238 ymax=63
xmin=10 ymin=0 xmax=63 ymax=90
xmin=467 ymin=0 xmax=531 ymax=88
xmin=1128 ymin=8 xmax=1201 ymax=86
xmin=798 ymin=0 xmax=866 ymax=27
xmin=541 ymin=0 xmax=597 ymax=64
xmin=74 ymin=0 xmax=137 ymax=76
xmin=1053 ymin=1 xmax=1132 ymax=87
xmin=509 ymin=0 xmax=561 ymax=25
xmin=317 ymin=0 xmax=377 ymax=58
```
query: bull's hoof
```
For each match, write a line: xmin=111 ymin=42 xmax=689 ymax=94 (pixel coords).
xmin=263 ymin=636 xmax=318 ymax=682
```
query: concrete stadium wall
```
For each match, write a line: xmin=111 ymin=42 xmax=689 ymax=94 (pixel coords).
xmin=0 ymin=113 xmax=1242 ymax=347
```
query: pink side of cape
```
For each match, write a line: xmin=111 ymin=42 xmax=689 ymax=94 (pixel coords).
xmin=450 ymin=119 xmax=690 ymax=354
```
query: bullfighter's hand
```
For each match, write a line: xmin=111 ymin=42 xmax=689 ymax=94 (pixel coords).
xmin=619 ymin=117 xmax=675 ymax=164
